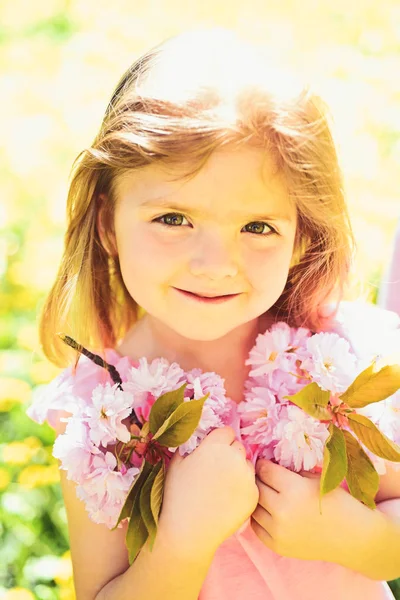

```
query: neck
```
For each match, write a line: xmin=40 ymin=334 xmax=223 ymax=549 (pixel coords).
xmin=147 ymin=314 xmax=260 ymax=371
xmin=117 ymin=312 xmax=275 ymax=403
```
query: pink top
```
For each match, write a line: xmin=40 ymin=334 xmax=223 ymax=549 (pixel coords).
xmin=26 ymin=301 xmax=400 ymax=599
xmin=200 ymin=521 xmax=394 ymax=599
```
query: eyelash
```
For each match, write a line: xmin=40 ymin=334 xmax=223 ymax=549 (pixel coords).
xmin=152 ymin=213 xmax=278 ymax=236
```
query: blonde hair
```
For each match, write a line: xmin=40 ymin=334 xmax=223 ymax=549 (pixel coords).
xmin=40 ymin=27 xmax=356 ymax=367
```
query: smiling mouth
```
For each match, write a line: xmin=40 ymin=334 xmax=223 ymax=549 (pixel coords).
xmin=173 ymin=288 xmax=241 ymax=303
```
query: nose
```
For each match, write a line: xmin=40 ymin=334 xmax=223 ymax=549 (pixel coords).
xmin=189 ymin=231 xmax=239 ymax=280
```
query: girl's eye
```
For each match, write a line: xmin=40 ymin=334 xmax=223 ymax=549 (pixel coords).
xmin=153 ymin=214 xmax=276 ymax=235
xmin=153 ymin=213 xmax=189 ymax=227
xmin=242 ymin=221 xmax=275 ymax=235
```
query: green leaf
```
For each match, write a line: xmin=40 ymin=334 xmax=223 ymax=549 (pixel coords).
xmin=340 ymin=362 xmax=400 ymax=409
xmin=342 ymin=429 xmax=379 ymax=509
xmin=320 ymin=423 xmax=347 ymax=496
xmin=153 ymin=395 xmax=209 ymax=446
xmin=149 ymin=384 xmax=187 ymax=435
xmin=112 ymin=459 xmax=153 ymax=530
xmin=141 ymin=421 xmax=150 ymax=438
xmin=151 ymin=461 xmax=165 ymax=528
xmin=347 ymin=413 xmax=400 ymax=461
xmin=126 ymin=483 xmax=150 ymax=565
xmin=284 ymin=382 xmax=332 ymax=420
xmin=139 ymin=461 xmax=163 ymax=551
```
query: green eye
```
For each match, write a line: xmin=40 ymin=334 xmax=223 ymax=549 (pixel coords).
xmin=155 ymin=213 xmax=187 ymax=226
xmin=243 ymin=222 xmax=274 ymax=235
xmin=153 ymin=214 xmax=276 ymax=235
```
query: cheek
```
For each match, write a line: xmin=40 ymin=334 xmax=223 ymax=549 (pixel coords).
xmin=246 ymin=245 xmax=293 ymax=293
xmin=116 ymin=225 xmax=184 ymax=279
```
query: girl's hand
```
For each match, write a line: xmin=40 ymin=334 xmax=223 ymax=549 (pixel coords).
xmin=158 ymin=427 xmax=259 ymax=558
xmin=252 ymin=458 xmax=364 ymax=563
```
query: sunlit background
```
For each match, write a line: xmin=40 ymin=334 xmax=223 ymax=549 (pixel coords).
xmin=1 ymin=1 xmax=400 ymax=599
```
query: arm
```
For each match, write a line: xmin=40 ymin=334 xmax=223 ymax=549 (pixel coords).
xmin=253 ymin=458 xmax=400 ymax=581
xmin=57 ymin=419 xmax=254 ymax=600
xmin=58 ymin=461 xmax=216 ymax=600
xmin=95 ymin=527 xmax=216 ymax=600
xmin=330 ymin=496 xmax=400 ymax=582
xmin=329 ymin=460 xmax=400 ymax=581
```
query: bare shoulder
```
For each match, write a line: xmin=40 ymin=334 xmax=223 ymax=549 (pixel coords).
xmin=58 ymin=465 xmax=130 ymax=600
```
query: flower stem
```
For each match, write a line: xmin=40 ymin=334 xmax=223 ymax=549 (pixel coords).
xmin=57 ymin=333 xmax=142 ymax=428
xmin=127 ymin=447 xmax=137 ymax=463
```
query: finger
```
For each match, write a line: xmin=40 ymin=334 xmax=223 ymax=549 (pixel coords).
xmin=255 ymin=459 xmax=297 ymax=492
xmin=299 ymin=470 xmax=320 ymax=479
xmin=255 ymin=476 xmax=279 ymax=513
xmin=250 ymin=516 xmax=274 ymax=550
xmin=246 ymin=458 xmax=256 ymax=473
xmin=205 ymin=426 xmax=236 ymax=445
xmin=231 ymin=439 xmax=247 ymax=459
xmin=252 ymin=503 xmax=274 ymax=533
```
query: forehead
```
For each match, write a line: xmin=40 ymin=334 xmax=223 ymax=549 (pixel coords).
xmin=115 ymin=146 xmax=295 ymax=219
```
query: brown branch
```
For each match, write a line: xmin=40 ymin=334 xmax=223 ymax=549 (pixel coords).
xmin=57 ymin=333 xmax=141 ymax=428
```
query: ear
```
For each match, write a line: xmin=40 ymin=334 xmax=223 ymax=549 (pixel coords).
xmin=97 ymin=194 xmax=118 ymax=257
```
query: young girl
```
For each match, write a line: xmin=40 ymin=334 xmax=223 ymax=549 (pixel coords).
xmin=27 ymin=28 xmax=400 ymax=600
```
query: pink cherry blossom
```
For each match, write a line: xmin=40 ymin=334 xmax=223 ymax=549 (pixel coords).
xmin=237 ymin=387 xmax=281 ymax=464
xmin=123 ymin=357 xmax=186 ymax=422
xmin=358 ymin=391 xmax=400 ymax=446
xmin=240 ymin=412 xmax=281 ymax=456
xmin=26 ymin=350 xmax=130 ymax=430
xmin=238 ymin=386 xmax=278 ymax=426
xmin=125 ymin=357 xmax=186 ymax=398
xmin=76 ymin=451 xmax=140 ymax=528
xmin=272 ymin=405 xmax=330 ymax=472
xmin=245 ymin=322 xmax=297 ymax=378
xmin=266 ymin=367 xmax=309 ymax=402
xmin=131 ymin=391 xmax=156 ymax=424
xmin=26 ymin=376 xmax=84 ymax=429
xmin=185 ymin=369 xmax=231 ymax=418
xmin=52 ymin=418 xmax=101 ymax=484
xmin=114 ymin=355 xmax=140 ymax=380
xmin=82 ymin=382 xmax=133 ymax=447
xmin=300 ymin=332 xmax=358 ymax=393
xmin=175 ymin=407 xmax=225 ymax=456
xmin=25 ymin=303 xmax=400 ymax=531
xmin=288 ymin=325 xmax=313 ymax=349
xmin=168 ymin=369 xmax=235 ymax=456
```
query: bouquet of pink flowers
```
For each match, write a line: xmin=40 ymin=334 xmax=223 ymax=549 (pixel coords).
xmin=239 ymin=322 xmax=400 ymax=503
xmin=28 ymin=313 xmax=400 ymax=565
xmin=49 ymin=336 xmax=237 ymax=563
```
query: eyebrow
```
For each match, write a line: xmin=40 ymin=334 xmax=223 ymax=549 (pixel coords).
xmin=137 ymin=197 xmax=293 ymax=222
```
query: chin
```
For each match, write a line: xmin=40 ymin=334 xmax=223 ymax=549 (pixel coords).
xmin=165 ymin=318 xmax=250 ymax=342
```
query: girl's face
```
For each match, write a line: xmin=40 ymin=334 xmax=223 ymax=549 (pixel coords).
xmin=112 ymin=146 xmax=297 ymax=341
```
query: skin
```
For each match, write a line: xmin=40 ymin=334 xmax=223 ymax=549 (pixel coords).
xmin=253 ymin=459 xmax=368 ymax=562
xmin=104 ymin=145 xmax=298 ymax=402
xmin=99 ymin=145 xmax=400 ymax=576
xmin=252 ymin=458 xmax=400 ymax=581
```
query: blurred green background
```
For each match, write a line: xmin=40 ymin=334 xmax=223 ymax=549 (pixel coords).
xmin=1 ymin=1 xmax=400 ymax=599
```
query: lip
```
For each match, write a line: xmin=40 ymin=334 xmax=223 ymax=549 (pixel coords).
xmin=173 ymin=288 xmax=241 ymax=304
